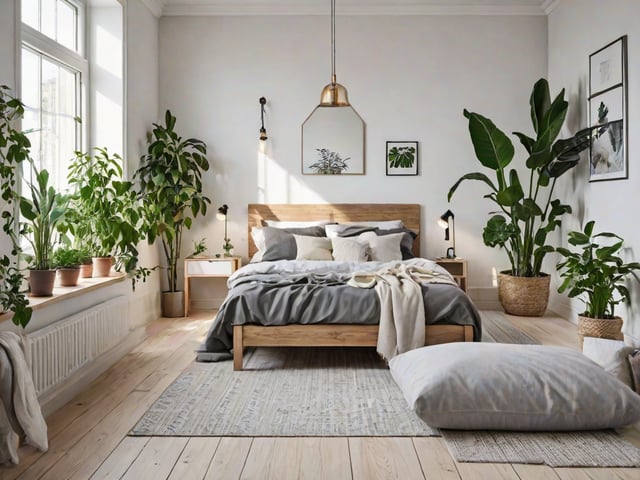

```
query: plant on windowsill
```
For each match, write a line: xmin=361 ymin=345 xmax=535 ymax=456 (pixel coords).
xmin=19 ymin=164 xmax=69 ymax=297
xmin=0 ymin=85 xmax=32 ymax=327
xmin=62 ymin=148 xmax=149 ymax=284
xmin=448 ymin=78 xmax=592 ymax=316
xmin=556 ymin=221 xmax=640 ymax=348
xmin=135 ymin=110 xmax=211 ymax=317
xmin=51 ymin=245 xmax=84 ymax=287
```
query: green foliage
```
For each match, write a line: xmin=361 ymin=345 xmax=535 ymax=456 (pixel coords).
xmin=19 ymin=165 xmax=68 ymax=270
xmin=51 ymin=246 xmax=84 ymax=268
xmin=135 ymin=110 xmax=211 ymax=292
xmin=62 ymin=148 xmax=147 ymax=284
xmin=388 ymin=146 xmax=415 ymax=168
xmin=191 ymin=238 xmax=208 ymax=257
xmin=556 ymin=221 xmax=640 ymax=319
xmin=0 ymin=85 xmax=32 ymax=327
xmin=309 ymin=148 xmax=349 ymax=174
xmin=448 ymin=78 xmax=592 ymax=277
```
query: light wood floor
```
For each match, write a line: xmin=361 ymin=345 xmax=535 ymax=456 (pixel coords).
xmin=2 ymin=310 xmax=639 ymax=480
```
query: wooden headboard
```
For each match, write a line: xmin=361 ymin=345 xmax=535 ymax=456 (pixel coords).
xmin=248 ymin=204 xmax=420 ymax=258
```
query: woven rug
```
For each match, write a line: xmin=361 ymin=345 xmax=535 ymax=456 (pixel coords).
xmin=442 ymin=429 xmax=640 ymax=467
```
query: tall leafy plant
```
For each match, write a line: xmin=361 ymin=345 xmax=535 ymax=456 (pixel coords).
xmin=0 ymin=86 xmax=33 ymax=327
xmin=556 ymin=221 xmax=640 ymax=319
xmin=135 ymin=110 xmax=211 ymax=293
xmin=448 ymin=78 xmax=592 ymax=277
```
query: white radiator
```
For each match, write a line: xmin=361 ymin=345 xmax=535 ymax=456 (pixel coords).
xmin=26 ymin=296 xmax=130 ymax=396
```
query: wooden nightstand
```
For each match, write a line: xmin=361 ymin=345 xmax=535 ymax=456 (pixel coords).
xmin=435 ymin=258 xmax=468 ymax=292
xmin=184 ymin=256 xmax=241 ymax=316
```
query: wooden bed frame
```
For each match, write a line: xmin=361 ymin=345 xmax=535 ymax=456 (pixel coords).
xmin=233 ymin=203 xmax=474 ymax=370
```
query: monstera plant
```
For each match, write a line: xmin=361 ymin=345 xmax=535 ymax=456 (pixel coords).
xmin=448 ymin=78 xmax=592 ymax=316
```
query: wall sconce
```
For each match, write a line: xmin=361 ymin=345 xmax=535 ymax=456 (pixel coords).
xmin=217 ymin=204 xmax=233 ymax=257
xmin=438 ymin=209 xmax=456 ymax=259
xmin=259 ymin=97 xmax=267 ymax=141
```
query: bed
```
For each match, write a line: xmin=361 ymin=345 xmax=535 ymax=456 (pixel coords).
xmin=197 ymin=203 xmax=481 ymax=370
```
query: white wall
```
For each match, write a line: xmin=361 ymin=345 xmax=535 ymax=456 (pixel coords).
xmin=159 ymin=13 xmax=547 ymax=305
xmin=547 ymin=0 xmax=640 ymax=344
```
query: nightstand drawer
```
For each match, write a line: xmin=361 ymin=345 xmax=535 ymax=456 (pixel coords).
xmin=187 ymin=259 xmax=235 ymax=275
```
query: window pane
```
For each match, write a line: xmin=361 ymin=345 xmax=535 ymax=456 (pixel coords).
xmin=41 ymin=0 xmax=56 ymax=40
xmin=21 ymin=0 xmax=39 ymax=30
xmin=57 ymin=0 xmax=76 ymax=51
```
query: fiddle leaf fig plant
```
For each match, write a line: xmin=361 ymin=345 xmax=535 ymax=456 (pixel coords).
xmin=448 ymin=78 xmax=592 ymax=277
xmin=135 ymin=110 xmax=211 ymax=293
xmin=0 ymin=86 xmax=34 ymax=327
xmin=556 ymin=221 xmax=640 ymax=319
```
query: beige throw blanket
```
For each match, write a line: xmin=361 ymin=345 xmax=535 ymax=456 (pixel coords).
xmin=0 ymin=332 xmax=48 ymax=465
xmin=348 ymin=263 xmax=458 ymax=361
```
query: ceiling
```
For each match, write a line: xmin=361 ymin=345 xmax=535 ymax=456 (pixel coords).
xmin=154 ymin=0 xmax=558 ymax=17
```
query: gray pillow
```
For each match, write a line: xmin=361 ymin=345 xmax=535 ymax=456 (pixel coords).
xmin=261 ymin=226 xmax=326 ymax=262
xmin=389 ymin=343 xmax=640 ymax=431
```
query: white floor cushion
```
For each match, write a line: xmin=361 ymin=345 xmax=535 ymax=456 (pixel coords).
xmin=389 ymin=342 xmax=640 ymax=431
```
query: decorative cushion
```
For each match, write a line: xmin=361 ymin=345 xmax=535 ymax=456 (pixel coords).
xmin=389 ymin=343 xmax=640 ymax=431
xmin=331 ymin=236 xmax=369 ymax=262
xmin=338 ymin=226 xmax=417 ymax=260
xmin=357 ymin=232 xmax=403 ymax=262
xmin=582 ymin=337 xmax=635 ymax=389
xmin=253 ymin=226 xmax=327 ymax=262
xmin=293 ymin=235 xmax=332 ymax=261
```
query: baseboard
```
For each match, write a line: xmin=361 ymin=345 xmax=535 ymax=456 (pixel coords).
xmin=191 ymin=298 xmax=226 ymax=311
xmin=39 ymin=326 xmax=147 ymax=418
xmin=468 ymin=287 xmax=501 ymax=310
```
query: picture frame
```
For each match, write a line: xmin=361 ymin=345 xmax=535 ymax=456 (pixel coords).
xmin=588 ymin=36 xmax=628 ymax=182
xmin=386 ymin=141 xmax=418 ymax=176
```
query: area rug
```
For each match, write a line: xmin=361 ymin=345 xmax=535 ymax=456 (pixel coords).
xmin=442 ymin=429 xmax=640 ymax=468
xmin=130 ymin=346 xmax=438 ymax=436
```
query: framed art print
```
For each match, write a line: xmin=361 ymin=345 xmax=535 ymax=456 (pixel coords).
xmin=589 ymin=36 xmax=628 ymax=182
xmin=386 ymin=141 xmax=418 ymax=176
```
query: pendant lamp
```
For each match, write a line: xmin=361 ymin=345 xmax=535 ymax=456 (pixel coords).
xmin=319 ymin=0 xmax=349 ymax=107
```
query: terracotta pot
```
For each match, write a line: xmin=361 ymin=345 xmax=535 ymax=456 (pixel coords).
xmin=92 ymin=257 xmax=113 ymax=277
xmin=79 ymin=263 xmax=93 ymax=278
xmin=577 ymin=315 xmax=623 ymax=349
xmin=28 ymin=269 xmax=57 ymax=297
xmin=498 ymin=271 xmax=550 ymax=317
xmin=58 ymin=267 xmax=81 ymax=287
xmin=161 ymin=291 xmax=185 ymax=318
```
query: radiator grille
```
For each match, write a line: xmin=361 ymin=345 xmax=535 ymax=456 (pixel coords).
xmin=26 ymin=296 xmax=130 ymax=396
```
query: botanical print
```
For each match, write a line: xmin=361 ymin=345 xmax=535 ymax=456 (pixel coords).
xmin=386 ymin=141 xmax=418 ymax=176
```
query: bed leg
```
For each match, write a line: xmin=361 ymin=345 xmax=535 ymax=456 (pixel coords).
xmin=464 ymin=325 xmax=474 ymax=342
xmin=233 ymin=325 xmax=244 ymax=371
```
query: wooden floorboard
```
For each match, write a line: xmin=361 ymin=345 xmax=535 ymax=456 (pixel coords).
xmin=1 ymin=309 xmax=638 ymax=479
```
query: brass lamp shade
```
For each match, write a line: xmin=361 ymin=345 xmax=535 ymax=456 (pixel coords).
xmin=320 ymin=78 xmax=350 ymax=107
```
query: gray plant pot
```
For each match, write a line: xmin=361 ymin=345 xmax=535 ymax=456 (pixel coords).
xmin=161 ymin=291 xmax=185 ymax=318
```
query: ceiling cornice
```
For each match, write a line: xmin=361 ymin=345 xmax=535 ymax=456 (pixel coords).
xmin=162 ymin=2 xmax=547 ymax=17
xmin=140 ymin=0 xmax=166 ymax=17
xmin=541 ymin=0 xmax=559 ymax=14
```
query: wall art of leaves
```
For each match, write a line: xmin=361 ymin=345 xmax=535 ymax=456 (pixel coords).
xmin=388 ymin=146 xmax=415 ymax=168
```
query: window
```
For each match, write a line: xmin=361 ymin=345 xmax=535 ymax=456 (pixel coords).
xmin=21 ymin=0 xmax=86 ymax=193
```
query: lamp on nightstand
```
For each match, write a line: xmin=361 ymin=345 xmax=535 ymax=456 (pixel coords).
xmin=438 ymin=209 xmax=456 ymax=259
xmin=217 ymin=204 xmax=233 ymax=257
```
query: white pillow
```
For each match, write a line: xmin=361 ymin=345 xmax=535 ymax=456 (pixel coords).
xmin=264 ymin=220 xmax=331 ymax=228
xmin=582 ymin=337 xmax=635 ymax=389
xmin=357 ymin=231 xmax=403 ymax=262
xmin=293 ymin=235 xmax=332 ymax=261
xmin=390 ymin=343 xmax=640 ymax=431
xmin=331 ymin=237 xmax=368 ymax=262
xmin=250 ymin=227 xmax=266 ymax=263
xmin=325 ymin=224 xmax=348 ymax=239
xmin=346 ymin=220 xmax=404 ymax=229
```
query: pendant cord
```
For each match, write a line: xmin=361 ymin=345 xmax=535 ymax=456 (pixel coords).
xmin=331 ymin=0 xmax=335 ymax=82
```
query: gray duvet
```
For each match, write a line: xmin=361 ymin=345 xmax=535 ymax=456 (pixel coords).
xmin=196 ymin=259 xmax=481 ymax=362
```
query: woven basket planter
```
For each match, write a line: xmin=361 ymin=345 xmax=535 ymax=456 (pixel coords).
xmin=498 ymin=272 xmax=550 ymax=317
xmin=577 ymin=315 xmax=623 ymax=349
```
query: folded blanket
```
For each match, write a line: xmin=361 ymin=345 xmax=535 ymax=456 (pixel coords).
xmin=349 ymin=263 xmax=458 ymax=361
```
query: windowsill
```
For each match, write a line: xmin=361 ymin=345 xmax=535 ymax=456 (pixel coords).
xmin=0 ymin=273 xmax=127 ymax=322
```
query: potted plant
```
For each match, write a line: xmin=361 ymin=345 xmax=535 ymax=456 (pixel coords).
xmin=135 ymin=110 xmax=211 ymax=317
xmin=190 ymin=238 xmax=208 ymax=258
xmin=51 ymin=246 xmax=83 ymax=287
xmin=64 ymin=148 xmax=145 ymax=279
xmin=448 ymin=78 xmax=592 ymax=316
xmin=556 ymin=221 xmax=640 ymax=347
xmin=19 ymin=165 xmax=68 ymax=296
xmin=0 ymin=85 xmax=32 ymax=326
